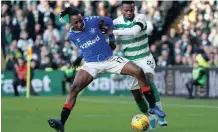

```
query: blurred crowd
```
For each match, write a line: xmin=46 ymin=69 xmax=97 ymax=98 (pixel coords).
xmin=1 ymin=0 xmax=218 ymax=72
xmin=151 ymin=0 xmax=218 ymax=67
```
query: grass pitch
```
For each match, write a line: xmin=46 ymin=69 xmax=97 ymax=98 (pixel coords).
xmin=2 ymin=96 xmax=218 ymax=132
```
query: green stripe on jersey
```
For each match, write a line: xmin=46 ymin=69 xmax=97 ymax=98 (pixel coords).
xmin=115 ymin=22 xmax=147 ymax=30
xmin=126 ymin=51 xmax=151 ymax=60
xmin=124 ymin=43 xmax=148 ymax=52
xmin=121 ymin=34 xmax=147 ymax=44
xmin=115 ymin=21 xmax=135 ymax=28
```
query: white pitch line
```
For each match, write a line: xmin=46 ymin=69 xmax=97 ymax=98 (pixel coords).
xmin=78 ymin=98 xmax=218 ymax=109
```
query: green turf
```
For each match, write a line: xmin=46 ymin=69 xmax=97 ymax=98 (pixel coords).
xmin=2 ymin=96 xmax=218 ymax=132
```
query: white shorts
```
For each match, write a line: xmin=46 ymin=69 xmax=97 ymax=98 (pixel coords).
xmin=81 ymin=56 xmax=129 ymax=78
xmin=127 ymin=54 xmax=156 ymax=90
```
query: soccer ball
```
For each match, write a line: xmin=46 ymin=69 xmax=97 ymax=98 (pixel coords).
xmin=131 ymin=114 xmax=150 ymax=131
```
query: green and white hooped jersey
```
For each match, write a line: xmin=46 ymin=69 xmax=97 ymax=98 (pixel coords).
xmin=113 ymin=14 xmax=150 ymax=61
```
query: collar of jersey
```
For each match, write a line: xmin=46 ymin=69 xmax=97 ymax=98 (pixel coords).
xmin=69 ymin=19 xmax=86 ymax=33
xmin=123 ymin=14 xmax=135 ymax=23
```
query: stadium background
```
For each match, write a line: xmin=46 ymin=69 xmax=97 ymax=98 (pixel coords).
xmin=1 ymin=0 xmax=218 ymax=98
xmin=1 ymin=1 xmax=218 ymax=132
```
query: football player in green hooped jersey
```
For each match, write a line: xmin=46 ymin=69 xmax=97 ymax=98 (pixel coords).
xmin=110 ymin=1 xmax=168 ymax=128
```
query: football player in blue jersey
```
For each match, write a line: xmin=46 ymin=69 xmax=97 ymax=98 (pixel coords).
xmin=48 ymin=7 xmax=165 ymax=132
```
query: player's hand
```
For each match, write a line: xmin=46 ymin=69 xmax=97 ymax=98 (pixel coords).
xmin=106 ymin=30 xmax=120 ymax=40
xmin=99 ymin=20 xmax=108 ymax=34
xmin=106 ymin=29 xmax=113 ymax=35
xmin=114 ymin=32 xmax=120 ymax=40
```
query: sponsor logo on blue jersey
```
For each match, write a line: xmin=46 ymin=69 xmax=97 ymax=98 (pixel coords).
xmin=79 ymin=35 xmax=100 ymax=49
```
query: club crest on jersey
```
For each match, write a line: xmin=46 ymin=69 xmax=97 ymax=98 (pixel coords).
xmin=90 ymin=28 xmax=96 ymax=34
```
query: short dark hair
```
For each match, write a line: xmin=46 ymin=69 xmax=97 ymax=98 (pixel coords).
xmin=60 ymin=7 xmax=80 ymax=18
xmin=121 ymin=1 xmax=135 ymax=5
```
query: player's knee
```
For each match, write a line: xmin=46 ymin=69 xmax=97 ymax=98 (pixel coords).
xmin=135 ymin=68 xmax=144 ymax=78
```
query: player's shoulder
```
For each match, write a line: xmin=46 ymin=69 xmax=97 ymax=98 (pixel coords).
xmin=135 ymin=14 xmax=146 ymax=20
xmin=113 ymin=16 xmax=124 ymax=25
xmin=68 ymin=28 xmax=77 ymax=41
xmin=83 ymin=16 xmax=99 ymax=22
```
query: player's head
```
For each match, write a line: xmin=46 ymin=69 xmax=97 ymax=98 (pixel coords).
xmin=60 ymin=7 xmax=84 ymax=31
xmin=121 ymin=1 xmax=135 ymax=20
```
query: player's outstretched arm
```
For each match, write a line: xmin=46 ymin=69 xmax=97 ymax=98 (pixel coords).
xmin=99 ymin=16 xmax=114 ymax=29
xmin=113 ymin=15 xmax=147 ymax=36
xmin=113 ymin=24 xmax=142 ymax=36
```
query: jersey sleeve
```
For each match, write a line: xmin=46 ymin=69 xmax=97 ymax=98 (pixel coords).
xmin=100 ymin=16 xmax=114 ymax=30
xmin=87 ymin=16 xmax=115 ymax=41
xmin=113 ymin=25 xmax=142 ymax=36
xmin=135 ymin=14 xmax=147 ymax=30
xmin=112 ymin=14 xmax=147 ymax=36
xmin=86 ymin=16 xmax=114 ymax=30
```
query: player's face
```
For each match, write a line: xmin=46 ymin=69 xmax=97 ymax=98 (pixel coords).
xmin=70 ymin=14 xmax=84 ymax=31
xmin=122 ymin=3 xmax=135 ymax=20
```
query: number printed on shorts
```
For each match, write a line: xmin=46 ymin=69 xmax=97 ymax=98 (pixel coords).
xmin=147 ymin=60 xmax=154 ymax=68
xmin=114 ymin=57 xmax=124 ymax=63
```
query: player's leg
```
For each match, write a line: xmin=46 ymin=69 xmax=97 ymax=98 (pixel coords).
xmin=141 ymin=56 xmax=162 ymax=108
xmin=106 ymin=56 xmax=165 ymax=118
xmin=137 ymin=56 xmax=167 ymax=126
xmin=48 ymin=69 xmax=93 ymax=131
xmin=145 ymin=73 xmax=168 ymax=126
xmin=120 ymin=61 xmax=156 ymax=107
xmin=127 ymin=75 xmax=149 ymax=115
xmin=61 ymin=70 xmax=93 ymax=125
xmin=131 ymin=89 xmax=149 ymax=115
xmin=128 ymin=75 xmax=157 ymax=129
xmin=145 ymin=73 xmax=160 ymax=106
xmin=121 ymin=62 xmax=165 ymax=118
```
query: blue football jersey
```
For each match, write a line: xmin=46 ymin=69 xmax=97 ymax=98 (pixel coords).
xmin=69 ymin=16 xmax=114 ymax=62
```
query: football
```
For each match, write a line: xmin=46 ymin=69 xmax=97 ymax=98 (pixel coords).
xmin=131 ymin=114 xmax=150 ymax=131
